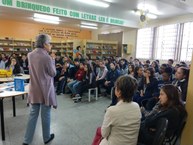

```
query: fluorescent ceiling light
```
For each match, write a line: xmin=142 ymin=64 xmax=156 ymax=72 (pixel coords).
xmin=102 ymin=0 xmax=113 ymax=2
xmin=81 ymin=22 xmax=98 ymax=27
xmin=34 ymin=18 xmax=59 ymax=24
xmin=146 ymin=13 xmax=157 ymax=19
xmin=34 ymin=13 xmax=60 ymax=21
xmin=80 ymin=25 xmax=98 ymax=29
xmin=137 ymin=3 xmax=162 ymax=15
xmin=76 ymin=0 xmax=109 ymax=8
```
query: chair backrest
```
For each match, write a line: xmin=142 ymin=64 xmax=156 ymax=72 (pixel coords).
xmin=152 ymin=118 xmax=168 ymax=145
xmin=172 ymin=111 xmax=187 ymax=145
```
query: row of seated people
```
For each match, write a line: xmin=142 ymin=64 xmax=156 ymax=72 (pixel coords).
xmin=54 ymin=55 xmax=189 ymax=105
xmin=0 ymin=53 xmax=29 ymax=74
xmin=110 ymin=63 xmax=189 ymax=107
xmin=91 ymin=75 xmax=187 ymax=145
xmin=55 ymin=59 xmax=121 ymax=102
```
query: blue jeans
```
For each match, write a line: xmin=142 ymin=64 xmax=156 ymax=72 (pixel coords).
xmin=23 ymin=104 xmax=51 ymax=144
xmin=67 ymin=80 xmax=81 ymax=94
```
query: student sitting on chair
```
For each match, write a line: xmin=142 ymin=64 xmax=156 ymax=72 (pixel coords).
xmin=92 ymin=75 xmax=141 ymax=145
xmin=138 ymin=84 xmax=187 ymax=145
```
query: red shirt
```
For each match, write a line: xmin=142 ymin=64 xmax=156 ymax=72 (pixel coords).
xmin=75 ymin=68 xmax=85 ymax=81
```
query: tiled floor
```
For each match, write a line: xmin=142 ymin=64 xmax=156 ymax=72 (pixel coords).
xmin=0 ymin=94 xmax=111 ymax=145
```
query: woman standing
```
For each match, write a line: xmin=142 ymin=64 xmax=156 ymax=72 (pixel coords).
xmin=23 ymin=34 xmax=57 ymax=145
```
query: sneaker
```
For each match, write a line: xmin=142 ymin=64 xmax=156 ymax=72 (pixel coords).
xmin=44 ymin=134 xmax=55 ymax=144
xmin=72 ymin=94 xmax=81 ymax=100
xmin=74 ymin=98 xmax=82 ymax=103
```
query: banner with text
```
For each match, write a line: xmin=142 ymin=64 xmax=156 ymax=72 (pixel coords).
xmin=0 ymin=0 xmax=137 ymax=27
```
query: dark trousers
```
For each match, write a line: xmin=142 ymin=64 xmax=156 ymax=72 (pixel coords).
xmin=95 ymin=79 xmax=105 ymax=94
xmin=56 ymin=77 xmax=67 ymax=94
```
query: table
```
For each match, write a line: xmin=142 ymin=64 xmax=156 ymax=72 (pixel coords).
xmin=0 ymin=85 xmax=29 ymax=140
xmin=0 ymin=74 xmax=30 ymax=83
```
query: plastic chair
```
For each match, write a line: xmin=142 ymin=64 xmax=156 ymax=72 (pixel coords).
xmin=138 ymin=118 xmax=168 ymax=145
xmin=164 ymin=111 xmax=187 ymax=145
xmin=152 ymin=118 xmax=168 ymax=145
xmin=88 ymin=87 xmax=98 ymax=102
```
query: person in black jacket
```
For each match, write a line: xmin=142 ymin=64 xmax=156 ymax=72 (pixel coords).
xmin=172 ymin=66 xmax=189 ymax=101
xmin=138 ymin=84 xmax=187 ymax=145
xmin=10 ymin=57 xmax=21 ymax=75
xmin=104 ymin=62 xmax=120 ymax=95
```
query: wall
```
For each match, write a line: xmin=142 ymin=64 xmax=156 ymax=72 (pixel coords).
xmin=181 ymin=52 xmax=193 ymax=145
xmin=122 ymin=28 xmax=137 ymax=59
xmin=0 ymin=19 xmax=91 ymax=41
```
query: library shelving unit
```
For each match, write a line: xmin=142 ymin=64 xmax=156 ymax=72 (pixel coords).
xmin=83 ymin=40 xmax=118 ymax=59
xmin=0 ymin=38 xmax=33 ymax=54
xmin=50 ymin=41 xmax=63 ymax=53
xmin=51 ymin=40 xmax=82 ymax=59
xmin=102 ymin=41 xmax=118 ymax=57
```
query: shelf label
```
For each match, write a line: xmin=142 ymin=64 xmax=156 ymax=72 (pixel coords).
xmin=0 ymin=0 xmax=136 ymax=27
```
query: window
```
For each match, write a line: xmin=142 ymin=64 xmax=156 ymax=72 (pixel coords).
xmin=180 ymin=22 xmax=193 ymax=62
xmin=136 ymin=28 xmax=154 ymax=59
xmin=155 ymin=24 xmax=179 ymax=60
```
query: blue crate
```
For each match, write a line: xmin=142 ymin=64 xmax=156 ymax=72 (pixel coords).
xmin=14 ymin=78 xmax=25 ymax=92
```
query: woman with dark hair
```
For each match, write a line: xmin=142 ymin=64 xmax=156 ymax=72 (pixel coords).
xmin=128 ymin=64 xmax=135 ymax=76
xmin=92 ymin=75 xmax=141 ymax=145
xmin=133 ymin=67 xmax=158 ymax=106
xmin=73 ymin=63 xmax=95 ymax=102
xmin=151 ymin=61 xmax=159 ymax=73
xmin=10 ymin=57 xmax=22 ymax=75
xmin=138 ymin=84 xmax=187 ymax=145
xmin=173 ymin=67 xmax=189 ymax=101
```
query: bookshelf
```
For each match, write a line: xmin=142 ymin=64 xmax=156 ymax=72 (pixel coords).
xmin=51 ymin=40 xmax=82 ymax=59
xmin=0 ymin=38 xmax=33 ymax=54
xmin=0 ymin=38 xmax=118 ymax=59
xmin=83 ymin=40 xmax=118 ymax=59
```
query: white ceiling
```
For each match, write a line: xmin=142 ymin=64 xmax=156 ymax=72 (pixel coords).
xmin=0 ymin=0 xmax=193 ymax=30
